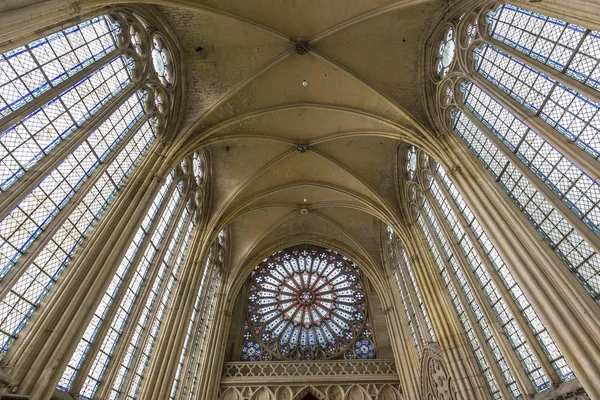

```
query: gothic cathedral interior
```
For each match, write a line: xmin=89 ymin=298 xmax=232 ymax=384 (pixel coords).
xmin=0 ymin=0 xmax=599 ymax=399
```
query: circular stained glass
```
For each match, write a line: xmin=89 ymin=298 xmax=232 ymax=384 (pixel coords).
xmin=407 ymin=146 xmax=417 ymax=179
xmin=152 ymin=48 xmax=166 ymax=77
xmin=241 ymin=340 xmax=262 ymax=361
xmin=437 ymin=27 xmax=455 ymax=78
xmin=440 ymin=38 xmax=455 ymax=67
xmin=354 ymin=339 xmax=375 ymax=359
xmin=243 ymin=246 xmax=375 ymax=360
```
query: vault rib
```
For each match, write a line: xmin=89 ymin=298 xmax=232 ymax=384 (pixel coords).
xmin=308 ymin=0 xmax=433 ymax=43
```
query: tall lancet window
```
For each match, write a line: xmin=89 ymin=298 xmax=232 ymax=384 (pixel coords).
xmin=384 ymin=225 xmax=436 ymax=358
xmin=0 ymin=9 xmax=179 ymax=363
xmin=59 ymin=151 xmax=204 ymax=399
xmin=170 ymin=228 xmax=224 ymax=400
xmin=240 ymin=246 xmax=376 ymax=361
xmin=429 ymin=3 xmax=600 ymax=305
xmin=401 ymin=143 xmax=573 ymax=398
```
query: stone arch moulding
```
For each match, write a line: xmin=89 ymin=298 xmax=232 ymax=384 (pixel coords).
xmin=377 ymin=384 xmax=405 ymax=400
xmin=345 ymin=384 xmax=372 ymax=400
xmin=251 ymin=386 xmax=276 ymax=400
xmin=420 ymin=343 xmax=457 ymax=400
xmin=292 ymin=386 xmax=326 ymax=399
xmin=220 ymin=387 xmax=243 ymax=400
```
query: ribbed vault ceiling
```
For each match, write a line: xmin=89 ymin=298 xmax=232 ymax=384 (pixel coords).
xmin=146 ymin=0 xmax=447 ymax=289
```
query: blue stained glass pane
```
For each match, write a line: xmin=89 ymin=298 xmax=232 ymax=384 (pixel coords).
xmin=0 ymin=93 xmax=144 ymax=283
xmin=435 ymin=165 xmax=573 ymax=381
xmin=462 ymin=82 xmax=600 ymax=238
xmin=451 ymin=109 xmax=600 ymax=302
xmin=79 ymin=181 xmax=181 ymax=399
xmin=475 ymin=44 xmax=600 ymax=160
xmin=0 ymin=17 xmax=118 ymax=118
xmin=1 ymin=55 xmax=132 ymax=192
xmin=242 ymin=247 xmax=374 ymax=361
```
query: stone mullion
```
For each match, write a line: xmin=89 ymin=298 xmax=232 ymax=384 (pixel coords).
xmin=64 ymin=174 xmax=175 ymax=395
xmin=397 ymin=246 xmax=432 ymax=344
xmin=13 ymin=146 xmax=167 ymax=398
xmin=177 ymin=262 xmax=214 ymax=400
xmin=0 ymin=49 xmax=123 ymax=134
xmin=189 ymin=265 xmax=220 ymax=397
xmin=392 ymin=251 xmax=426 ymax=350
xmin=196 ymin=288 xmax=227 ymax=400
xmin=401 ymin=225 xmax=491 ymax=400
xmin=482 ymin=32 xmax=600 ymax=108
xmin=1 ymin=115 xmax=153 ymax=365
xmin=507 ymin=0 xmax=600 ymax=33
xmin=192 ymin=267 xmax=220 ymax=398
xmin=78 ymin=178 xmax=177 ymax=396
xmin=382 ymin=267 xmax=422 ymax=399
xmin=96 ymin=192 xmax=186 ymax=400
xmin=425 ymin=192 xmax=536 ymax=397
xmin=433 ymin=172 xmax=562 ymax=385
xmin=0 ymin=114 xmax=149 ymax=302
xmin=0 ymin=82 xmax=140 ymax=221
xmin=441 ymin=132 xmax=600 ymax=397
xmin=457 ymin=103 xmax=600 ymax=256
xmin=139 ymin=235 xmax=210 ymax=400
xmin=467 ymin=71 xmax=600 ymax=181
xmin=119 ymin=208 xmax=191 ymax=399
xmin=420 ymin=212 xmax=513 ymax=399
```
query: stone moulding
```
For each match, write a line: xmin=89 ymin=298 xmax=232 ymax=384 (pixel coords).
xmin=221 ymin=359 xmax=399 ymax=386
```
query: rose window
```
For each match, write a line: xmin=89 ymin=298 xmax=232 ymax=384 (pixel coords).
xmin=241 ymin=246 xmax=376 ymax=361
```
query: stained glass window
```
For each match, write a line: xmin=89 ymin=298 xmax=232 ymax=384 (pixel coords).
xmin=58 ymin=173 xmax=173 ymax=393
xmin=180 ymin=234 xmax=223 ymax=400
xmin=435 ymin=164 xmax=573 ymax=381
xmin=417 ymin=211 xmax=504 ymax=399
xmin=78 ymin=178 xmax=182 ymax=400
xmin=0 ymin=16 xmax=119 ymax=118
xmin=430 ymin=2 xmax=600 ymax=308
xmin=0 ymin=55 xmax=132 ymax=191
xmin=241 ymin=246 xmax=376 ymax=361
xmin=150 ymin=35 xmax=173 ymax=87
xmin=0 ymin=7 xmax=179 ymax=366
xmin=437 ymin=27 xmax=456 ymax=77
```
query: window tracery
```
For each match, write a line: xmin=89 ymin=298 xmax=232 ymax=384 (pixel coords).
xmin=400 ymin=141 xmax=574 ymax=397
xmin=0 ymin=8 xmax=182 ymax=369
xmin=427 ymin=3 xmax=600 ymax=313
xmin=436 ymin=28 xmax=456 ymax=78
xmin=240 ymin=246 xmax=376 ymax=361
xmin=60 ymin=148 xmax=206 ymax=398
xmin=384 ymin=225 xmax=436 ymax=359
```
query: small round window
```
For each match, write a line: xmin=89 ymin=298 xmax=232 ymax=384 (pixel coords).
xmin=407 ymin=146 xmax=417 ymax=179
xmin=151 ymin=35 xmax=173 ymax=87
xmin=437 ymin=27 xmax=455 ymax=78
xmin=467 ymin=20 xmax=478 ymax=46
xmin=193 ymin=152 xmax=205 ymax=186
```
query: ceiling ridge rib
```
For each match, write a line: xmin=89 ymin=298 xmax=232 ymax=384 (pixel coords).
xmin=168 ymin=103 xmax=409 ymax=162
xmin=201 ymin=134 xmax=298 ymax=146
xmin=184 ymin=49 xmax=293 ymax=136
xmin=225 ymin=181 xmax=378 ymax=220
xmin=309 ymin=148 xmax=398 ymax=223
xmin=168 ymin=103 xmax=450 ymax=165
xmin=207 ymin=148 xmax=297 ymax=228
xmin=308 ymin=130 xmax=403 ymax=145
xmin=308 ymin=0 xmax=430 ymax=43
xmin=309 ymin=50 xmax=431 ymax=135
xmin=112 ymin=0 xmax=291 ymax=41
